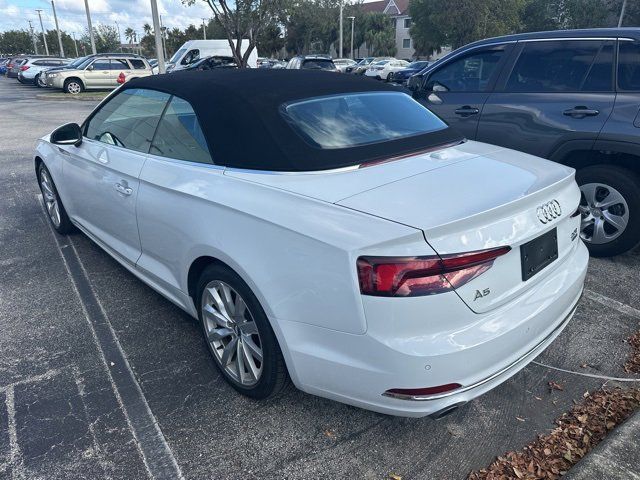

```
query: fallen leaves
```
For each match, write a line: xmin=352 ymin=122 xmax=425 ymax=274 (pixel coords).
xmin=468 ymin=387 xmax=640 ymax=480
xmin=548 ymin=381 xmax=563 ymax=392
xmin=623 ymin=330 xmax=640 ymax=374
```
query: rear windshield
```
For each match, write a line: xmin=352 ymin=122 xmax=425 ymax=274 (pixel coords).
xmin=301 ymin=59 xmax=336 ymax=70
xmin=282 ymin=92 xmax=447 ymax=149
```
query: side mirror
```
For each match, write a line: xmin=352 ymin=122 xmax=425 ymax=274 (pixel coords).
xmin=432 ymin=82 xmax=449 ymax=92
xmin=51 ymin=123 xmax=82 ymax=147
xmin=86 ymin=64 xmax=94 ymax=71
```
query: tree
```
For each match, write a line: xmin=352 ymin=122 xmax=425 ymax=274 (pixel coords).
xmin=0 ymin=30 xmax=35 ymax=55
xmin=257 ymin=24 xmax=284 ymax=57
xmin=80 ymin=25 xmax=120 ymax=53
xmin=362 ymin=12 xmax=396 ymax=56
xmin=410 ymin=0 xmax=524 ymax=55
xmin=124 ymin=27 xmax=135 ymax=43
xmin=184 ymin=0 xmax=287 ymax=67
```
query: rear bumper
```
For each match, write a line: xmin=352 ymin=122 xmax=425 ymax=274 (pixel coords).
xmin=277 ymin=241 xmax=588 ymax=417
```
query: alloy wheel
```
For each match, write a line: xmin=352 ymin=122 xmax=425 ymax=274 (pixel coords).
xmin=40 ymin=169 xmax=61 ymax=227
xmin=67 ymin=82 xmax=81 ymax=94
xmin=201 ymin=280 xmax=263 ymax=386
xmin=579 ymin=182 xmax=629 ymax=244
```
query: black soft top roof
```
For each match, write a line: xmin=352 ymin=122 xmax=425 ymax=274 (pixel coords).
xmin=123 ymin=69 xmax=461 ymax=171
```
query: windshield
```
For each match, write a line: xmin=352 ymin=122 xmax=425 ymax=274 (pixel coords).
xmin=282 ymin=92 xmax=447 ymax=149
xmin=301 ymin=59 xmax=336 ymax=70
xmin=169 ymin=48 xmax=187 ymax=64
xmin=68 ymin=56 xmax=89 ymax=68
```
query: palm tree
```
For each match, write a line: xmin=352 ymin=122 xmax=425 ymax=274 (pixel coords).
xmin=143 ymin=23 xmax=152 ymax=35
xmin=124 ymin=27 xmax=135 ymax=43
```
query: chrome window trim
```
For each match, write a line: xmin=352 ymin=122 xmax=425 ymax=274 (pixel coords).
xmin=519 ymin=37 xmax=625 ymax=42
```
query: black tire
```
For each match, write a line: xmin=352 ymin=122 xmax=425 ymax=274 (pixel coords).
xmin=387 ymin=72 xmax=394 ymax=82
xmin=64 ymin=78 xmax=83 ymax=94
xmin=37 ymin=163 xmax=75 ymax=234
xmin=576 ymin=165 xmax=640 ymax=257
xmin=196 ymin=263 xmax=289 ymax=399
xmin=33 ymin=74 xmax=41 ymax=86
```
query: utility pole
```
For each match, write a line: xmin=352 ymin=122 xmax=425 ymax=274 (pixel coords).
xmin=339 ymin=2 xmax=343 ymax=58
xmin=202 ymin=18 xmax=207 ymax=40
xmin=115 ymin=21 xmax=122 ymax=52
xmin=35 ymin=9 xmax=50 ymax=56
xmin=618 ymin=0 xmax=627 ymax=27
xmin=51 ymin=0 xmax=64 ymax=57
xmin=150 ymin=0 xmax=165 ymax=73
xmin=348 ymin=16 xmax=355 ymax=60
xmin=28 ymin=20 xmax=38 ymax=54
xmin=72 ymin=32 xmax=79 ymax=57
xmin=83 ymin=0 xmax=96 ymax=54
xmin=160 ymin=15 xmax=168 ymax=60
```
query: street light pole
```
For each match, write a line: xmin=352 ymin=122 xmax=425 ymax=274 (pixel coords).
xmin=83 ymin=0 xmax=96 ymax=54
xmin=72 ymin=32 xmax=79 ymax=57
xmin=115 ymin=21 xmax=122 ymax=52
xmin=150 ymin=0 xmax=166 ymax=73
xmin=618 ymin=0 xmax=627 ymax=27
xmin=51 ymin=0 xmax=64 ymax=57
xmin=35 ymin=9 xmax=50 ymax=56
xmin=28 ymin=20 xmax=38 ymax=54
xmin=347 ymin=16 xmax=355 ymax=60
xmin=339 ymin=2 xmax=343 ymax=58
xmin=202 ymin=18 xmax=207 ymax=40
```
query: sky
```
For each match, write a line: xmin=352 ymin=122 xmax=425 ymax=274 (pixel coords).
xmin=4 ymin=0 xmax=214 ymax=39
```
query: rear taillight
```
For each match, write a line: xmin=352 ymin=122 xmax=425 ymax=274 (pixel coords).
xmin=20 ymin=65 xmax=29 ymax=71
xmin=357 ymin=246 xmax=511 ymax=297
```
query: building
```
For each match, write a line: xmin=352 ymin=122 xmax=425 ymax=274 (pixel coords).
xmin=360 ymin=0 xmax=414 ymax=59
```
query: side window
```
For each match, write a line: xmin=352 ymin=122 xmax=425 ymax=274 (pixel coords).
xmin=506 ymin=40 xmax=613 ymax=92
xmin=128 ymin=59 xmax=146 ymax=69
xmin=85 ymin=88 xmax=170 ymax=153
xmin=181 ymin=49 xmax=200 ymax=65
xmin=427 ymin=47 xmax=505 ymax=92
xmin=111 ymin=59 xmax=130 ymax=70
xmin=618 ymin=41 xmax=640 ymax=91
xmin=150 ymin=97 xmax=212 ymax=164
xmin=90 ymin=60 xmax=111 ymax=71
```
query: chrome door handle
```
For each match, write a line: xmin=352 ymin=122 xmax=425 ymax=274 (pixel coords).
xmin=454 ymin=106 xmax=480 ymax=116
xmin=563 ymin=107 xmax=599 ymax=118
xmin=115 ymin=183 xmax=133 ymax=196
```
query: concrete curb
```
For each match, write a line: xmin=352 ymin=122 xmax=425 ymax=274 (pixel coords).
xmin=565 ymin=409 xmax=640 ymax=479
xmin=35 ymin=94 xmax=106 ymax=102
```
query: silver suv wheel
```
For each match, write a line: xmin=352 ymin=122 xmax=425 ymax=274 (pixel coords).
xmin=579 ymin=182 xmax=629 ymax=245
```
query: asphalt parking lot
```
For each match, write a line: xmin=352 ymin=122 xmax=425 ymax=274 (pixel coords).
xmin=1 ymin=77 xmax=639 ymax=480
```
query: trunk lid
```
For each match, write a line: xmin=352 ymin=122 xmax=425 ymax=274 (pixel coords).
xmin=336 ymin=144 xmax=582 ymax=313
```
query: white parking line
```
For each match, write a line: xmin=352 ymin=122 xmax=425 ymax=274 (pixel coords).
xmin=583 ymin=288 xmax=640 ymax=320
xmin=38 ymin=195 xmax=184 ymax=480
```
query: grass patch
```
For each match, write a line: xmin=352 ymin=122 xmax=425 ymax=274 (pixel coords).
xmin=468 ymin=387 xmax=640 ymax=479
xmin=36 ymin=91 xmax=110 ymax=101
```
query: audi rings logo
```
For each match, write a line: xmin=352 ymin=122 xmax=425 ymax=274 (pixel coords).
xmin=536 ymin=200 xmax=562 ymax=224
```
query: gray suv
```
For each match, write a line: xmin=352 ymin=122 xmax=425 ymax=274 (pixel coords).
xmin=410 ymin=28 xmax=640 ymax=257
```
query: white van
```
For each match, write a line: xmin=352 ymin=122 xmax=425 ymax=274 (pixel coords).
xmin=166 ymin=40 xmax=258 ymax=71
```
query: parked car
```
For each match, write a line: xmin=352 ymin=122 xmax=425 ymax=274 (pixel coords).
xmin=45 ymin=54 xmax=152 ymax=94
xmin=0 ymin=58 xmax=9 ymax=75
xmin=286 ymin=55 xmax=338 ymax=71
xmin=6 ymin=57 xmax=28 ymax=78
xmin=176 ymin=56 xmax=237 ymax=71
xmin=348 ymin=57 xmax=375 ymax=74
xmin=390 ymin=60 xmax=431 ymax=85
xmin=35 ymin=69 xmax=587 ymax=417
xmin=408 ymin=28 xmax=640 ymax=257
xmin=333 ymin=58 xmax=357 ymax=72
xmin=17 ymin=57 xmax=69 ymax=85
xmin=41 ymin=53 xmax=146 ymax=87
xmin=167 ymin=39 xmax=258 ymax=71
xmin=364 ymin=59 xmax=410 ymax=81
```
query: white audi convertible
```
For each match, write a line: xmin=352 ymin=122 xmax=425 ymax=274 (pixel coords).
xmin=35 ymin=70 xmax=588 ymax=418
